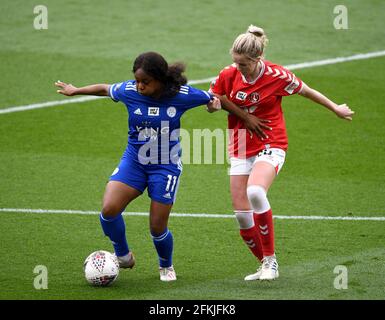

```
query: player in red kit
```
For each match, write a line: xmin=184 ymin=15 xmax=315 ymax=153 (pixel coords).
xmin=208 ymin=25 xmax=354 ymax=280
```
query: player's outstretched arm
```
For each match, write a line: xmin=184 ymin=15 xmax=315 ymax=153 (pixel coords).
xmin=55 ymin=80 xmax=110 ymax=97
xmin=213 ymin=94 xmax=271 ymax=139
xmin=298 ymin=83 xmax=355 ymax=121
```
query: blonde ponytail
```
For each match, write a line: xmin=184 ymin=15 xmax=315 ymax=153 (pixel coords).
xmin=230 ymin=24 xmax=268 ymax=59
xmin=247 ymin=25 xmax=265 ymax=37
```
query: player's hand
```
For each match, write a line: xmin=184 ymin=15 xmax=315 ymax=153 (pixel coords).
xmin=55 ymin=80 xmax=78 ymax=96
xmin=244 ymin=113 xmax=272 ymax=139
xmin=334 ymin=103 xmax=354 ymax=121
xmin=206 ymin=96 xmax=221 ymax=113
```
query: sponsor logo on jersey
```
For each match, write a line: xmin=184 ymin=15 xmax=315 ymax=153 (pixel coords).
xmin=236 ymin=91 xmax=247 ymax=101
xmin=134 ymin=108 xmax=142 ymax=115
xmin=284 ymin=77 xmax=300 ymax=94
xmin=249 ymin=92 xmax=260 ymax=103
xmin=148 ymin=107 xmax=159 ymax=116
xmin=167 ymin=106 xmax=176 ymax=118
xmin=136 ymin=123 xmax=170 ymax=140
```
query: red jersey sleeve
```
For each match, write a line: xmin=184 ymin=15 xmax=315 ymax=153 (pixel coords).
xmin=209 ymin=65 xmax=237 ymax=96
xmin=210 ymin=71 xmax=226 ymax=96
xmin=265 ymin=64 xmax=303 ymax=96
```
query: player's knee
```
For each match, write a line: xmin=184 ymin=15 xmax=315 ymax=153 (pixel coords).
xmin=231 ymin=190 xmax=250 ymax=210
xmin=101 ymin=202 xmax=122 ymax=219
xmin=150 ymin=224 xmax=167 ymax=236
xmin=150 ymin=217 xmax=167 ymax=235
xmin=246 ymin=185 xmax=271 ymax=213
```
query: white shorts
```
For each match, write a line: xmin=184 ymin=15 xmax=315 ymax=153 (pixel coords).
xmin=229 ymin=148 xmax=286 ymax=175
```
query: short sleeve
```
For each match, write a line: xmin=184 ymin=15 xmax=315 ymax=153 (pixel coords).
xmin=177 ymin=85 xmax=213 ymax=110
xmin=209 ymin=72 xmax=226 ymax=96
xmin=274 ymin=67 xmax=303 ymax=96
xmin=109 ymin=81 xmax=129 ymax=102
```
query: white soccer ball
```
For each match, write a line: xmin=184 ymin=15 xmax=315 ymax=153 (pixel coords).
xmin=83 ymin=250 xmax=119 ymax=286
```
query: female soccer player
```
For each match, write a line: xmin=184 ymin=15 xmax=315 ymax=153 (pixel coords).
xmin=208 ymin=25 xmax=354 ymax=280
xmin=55 ymin=52 xmax=219 ymax=282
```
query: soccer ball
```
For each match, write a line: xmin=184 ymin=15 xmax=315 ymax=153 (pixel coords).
xmin=83 ymin=250 xmax=119 ymax=286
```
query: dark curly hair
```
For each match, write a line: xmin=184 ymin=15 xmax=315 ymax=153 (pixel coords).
xmin=132 ymin=52 xmax=187 ymax=98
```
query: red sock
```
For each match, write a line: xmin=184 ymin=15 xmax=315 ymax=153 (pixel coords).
xmin=239 ymin=226 xmax=263 ymax=261
xmin=253 ymin=209 xmax=275 ymax=257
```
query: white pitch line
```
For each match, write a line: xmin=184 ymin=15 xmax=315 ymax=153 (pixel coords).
xmin=0 ymin=96 xmax=106 ymax=115
xmin=1 ymin=208 xmax=384 ymax=221
xmin=1 ymin=50 xmax=385 ymax=115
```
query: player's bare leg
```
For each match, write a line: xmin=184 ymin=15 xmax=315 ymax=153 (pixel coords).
xmin=102 ymin=181 xmax=142 ymax=218
xmin=230 ymin=175 xmax=250 ymax=210
xmin=248 ymin=161 xmax=279 ymax=280
xmin=150 ymin=200 xmax=176 ymax=282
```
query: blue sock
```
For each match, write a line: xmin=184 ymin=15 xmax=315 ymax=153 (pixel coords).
xmin=151 ymin=228 xmax=173 ymax=268
xmin=100 ymin=213 xmax=129 ymax=257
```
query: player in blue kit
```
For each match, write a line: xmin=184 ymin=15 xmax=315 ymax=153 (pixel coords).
xmin=55 ymin=52 xmax=219 ymax=281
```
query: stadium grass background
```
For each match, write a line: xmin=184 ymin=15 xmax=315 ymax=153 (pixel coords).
xmin=0 ymin=0 xmax=384 ymax=299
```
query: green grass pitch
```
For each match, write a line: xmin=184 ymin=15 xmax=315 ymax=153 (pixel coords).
xmin=0 ymin=0 xmax=384 ymax=300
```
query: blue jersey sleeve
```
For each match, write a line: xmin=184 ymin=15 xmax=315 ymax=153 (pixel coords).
xmin=109 ymin=81 xmax=136 ymax=102
xmin=176 ymin=85 xmax=213 ymax=110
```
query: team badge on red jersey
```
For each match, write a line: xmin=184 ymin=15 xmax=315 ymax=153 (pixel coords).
xmin=249 ymin=92 xmax=260 ymax=103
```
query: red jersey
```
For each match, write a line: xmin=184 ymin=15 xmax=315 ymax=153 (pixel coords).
xmin=210 ymin=60 xmax=303 ymax=158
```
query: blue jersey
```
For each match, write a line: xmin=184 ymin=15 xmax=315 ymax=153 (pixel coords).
xmin=109 ymin=80 xmax=212 ymax=164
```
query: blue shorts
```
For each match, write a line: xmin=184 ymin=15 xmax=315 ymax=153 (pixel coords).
xmin=109 ymin=149 xmax=183 ymax=205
